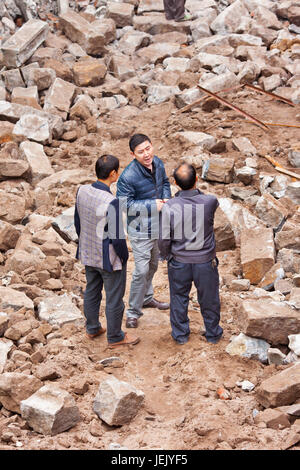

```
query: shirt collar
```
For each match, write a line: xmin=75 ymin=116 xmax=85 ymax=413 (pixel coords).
xmin=92 ymin=180 xmax=112 ymax=193
xmin=175 ymin=189 xmax=202 ymax=197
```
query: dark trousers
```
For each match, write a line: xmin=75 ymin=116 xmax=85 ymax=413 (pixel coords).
xmin=168 ymin=258 xmax=223 ymax=343
xmin=84 ymin=264 xmax=126 ymax=344
xmin=163 ymin=0 xmax=186 ymax=20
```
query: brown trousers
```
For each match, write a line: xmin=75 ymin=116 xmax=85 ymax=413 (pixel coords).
xmin=163 ymin=0 xmax=186 ymax=20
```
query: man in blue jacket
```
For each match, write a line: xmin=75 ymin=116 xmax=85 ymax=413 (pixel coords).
xmin=117 ymin=134 xmax=171 ymax=328
xmin=75 ymin=154 xmax=140 ymax=348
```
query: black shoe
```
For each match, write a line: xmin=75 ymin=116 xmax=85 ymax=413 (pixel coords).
xmin=126 ymin=317 xmax=138 ymax=328
xmin=173 ymin=337 xmax=189 ymax=345
xmin=143 ymin=298 xmax=170 ymax=310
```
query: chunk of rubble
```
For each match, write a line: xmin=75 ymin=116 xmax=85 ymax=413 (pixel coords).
xmin=0 ymin=220 xmax=21 ymax=251
xmin=254 ymin=408 xmax=291 ymax=430
xmin=0 ymin=286 xmax=34 ymax=311
xmin=235 ymin=166 xmax=256 ymax=185
xmin=72 ymin=59 xmax=107 ymax=87
xmin=37 ymin=293 xmax=83 ymax=327
xmin=288 ymin=334 xmax=300 ymax=356
xmin=147 ymin=85 xmax=181 ymax=105
xmin=20 ymin=384 xmax=81 ymax=435
xmin=202 ymin=157 xmax=235 ymax=184
xmin=1 ymin=19 xmax=49 ymax=67
xmin=52 ymin=206 xmax=77 ymax=243
xmin=255 ymin=193 xmax=290 ymax=230
xmin=256 ymin=363 xmax=300 ymax=408
xmin=225 ymin=332 xmax=270 ymax=363
xmin=13 ymin=114 xmax=51 ymax=145
xmin=11 ymin=86 xmax=41 ymax=110
xmin=105 ymin=2 xmax=135 ymax=27
xmin=240 ymin=227 xmax=275 ymax=284
xmin=0 ymin=372 xmax=42 ymax=413
xmin=43 ymin=78 xmax=76 ymax=121
xmin=93 ymin=375 xmax=145 ymax=426
xmin=285 ymin=182 xmax=300 ymax=205
xmin=240 ymin=298 xmax=300 ymax=345
xmin=267 ymin=348 xmax=287 ymax=365
xmin=0 ymin=339 xmax=13 ymax=374
xmin=20 ymin=141 xmax=54 ymax=184
xmin=288 ymin=148 xmax=300 ymax=168
xmin=288 ymin=288 xmax=300 ymax=309
xmin=210 ymin=0 xmax=250 ymax=34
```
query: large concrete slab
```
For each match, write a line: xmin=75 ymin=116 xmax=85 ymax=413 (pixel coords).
xmin=1 ymin=19 xmax=49 ymax=68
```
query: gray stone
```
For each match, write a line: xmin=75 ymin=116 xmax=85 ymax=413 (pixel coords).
xmin=202 ymin=157 xmax=235 ymax=184
xmin=288 ymin=288 xmax=300 ymax=310
xmin=255 ymin=193 xmax=290 ymax=230
xmin=93 ymin=375 xmax=145 ymax=426
xmin=210 ymin=0 xmax=251 ymax=34
xmin=288 ymin=149 xmax=300 ymax=168
xmin=1 ymin=68 xmax=25 ymax=92
xmin=147 ymin=85 xmax=180 ymax=105
xmin=20 ymin=384 xmax=81 ymax=435
xmin=230 ymin=279 xmax=250 ymax=292
xmin=52 ymin=206 xmax=77 ymax=243
xmin=288 ymin=334 xmax=300 ymax=356
xmin=20 ymin=141 xmax=54 ymax=184
xmin=44 ymin=78 xmax=76 ymax=121
xmin=226 ymin=332 xmax=270 ymax=364
xmin=13 ymin=114 xmax=51 ymax=144
xmin=199 ymin=70 xmax=239 ymax=93
xmin=105 ymin=2 xmax=134 ymax=28
xmin=36 ymin=169 xmax=93 ymax=191
xmin=235 ymin=166 xmax=257 ymax=185
xmin=232 ymin=137 xmax=257 ymax=156
xmin=1 ymin=19 xmax=49 ymax=68
xmin=0 ymin=312 xmax=9 ymax=337
xmin=37 ymin=293 xmax=83 ymax=327
xmin=118 ymin=30 xmax=151 ymax=55
xmin=175 ymin=131 xmax=216 ymax=150
xmin=285 ymin=182 xmax=300 ymax=205
xmin=267 ymin=348 xmax=287 ymax=365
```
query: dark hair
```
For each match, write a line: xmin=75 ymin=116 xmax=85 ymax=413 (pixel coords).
xmin=129 ymin=134 xmax=151 ymax=153
xmin=173 ymin=163 xmax=196 ymax=190
xmin=95 ymin=154 xmax=119 ymax=179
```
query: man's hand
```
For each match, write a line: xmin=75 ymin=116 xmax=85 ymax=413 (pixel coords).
xmin=156 ymin=199 xmax=165 ymax=212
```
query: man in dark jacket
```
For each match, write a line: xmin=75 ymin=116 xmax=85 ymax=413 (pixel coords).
xmin=75 ymin=154 xmax=140 ymax=348
xmin=117 ymin=134 xmax=171 ymax=328
xmin=158 ymin=162 xmax=223 ymax=345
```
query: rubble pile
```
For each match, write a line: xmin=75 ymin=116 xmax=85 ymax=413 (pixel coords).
xmin=0 ymin=0 xmax=299 ymax=450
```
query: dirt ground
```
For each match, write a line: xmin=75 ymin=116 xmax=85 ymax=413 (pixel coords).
xmin=1 ymin=88 xmax=300 ymax=451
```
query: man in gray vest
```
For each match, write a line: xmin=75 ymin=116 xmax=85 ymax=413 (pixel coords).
xmin=159 ymin=163 xmax=223 ymax=345
xmin=75 ymin=154 xmax=140 ymax=348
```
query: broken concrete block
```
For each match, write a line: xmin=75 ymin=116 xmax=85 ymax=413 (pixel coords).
xmin=1 ymin=68 xmax=25 ymax=92
xmin=118 ymin=30 xmax=151 ymax=55
xmin=20 ymin=384 xmax=81 ymax=435
xmin=1 ymin=19 xmax=49 ymax=68
xmin=108 ymin=54 xmax=136 ymax=81
xmin=13 ymin=114 xmax=51 ymax=145
xmin=0 ymin=159 xmax=29 ymax=180
xmin=163 ymin=57 xmax=190 ymax=72
xmin=240 ymin=227 xmax=275 ymax=284
xmin=133 ymin=14 xmax=192 ymax=35
xmin=105 ymin=2 xmax=134 ymax=27
xmin=199 ymin=70 xmax=239 ymax=93
xmin=254 ymin=408 xmax=291 ymax=430
xmin=24 ymin=67 xmax=56 ymax=91
xmin=0 ymin=312 xmax=9 ymax=337
xmin=11 ymin=86 xmax=41 ymax=110
xmin=0 ymin=339 xmax=14 ymax=374
xmin=256 ymin=363 xmax=300 ymax=408
xmin=255 ymin=193 xmax=290 ymax=230
xmin=232 ymin=136 xmax=258 ymax=156
xmin=72 ymin=59 xmax=107 ymax=87
xmin=202 ymin=157 xmax=235 ymax=184
xmin=175 ymin=131 xmax=216 ymax=150
xmin=136 ymin=42 xmax=181 ymax=64
xmin=230 ymin=279 xmax=250 ymax=292
xmin=147 ymin=85 xmax=181 ymax=105
xmin=59 ymin=11 xmax=115 ymax=56
xmin=20 ymin=141 xmax=54 ymax=184
xmin=240 ymin=298 xmax=300 ymax=345
xmin=0 ymin=191 xmax=26 ymax=224
xmin=210 ymin=0 xmax=250 ymax=34
xmin=37 ymin=293 xmax=83 ymax=327
xmin=259 ymin=263 xmax=285 ymax=291
xmin=36 ymin=169 xmax=93 ymax=191
xmin=0 ymin=372 xmax=42 ymax=413
xmin=225 ymin=332 xmax=270 ymax=363
xmin=214 ymin=207 xmax=236 ymax=252
xmin=275 ymin=227 xmax=300 ymax=252
xmin=93 ymin=375 xmax=145 ymax=426
xmin=235 ymin=166 xmax=256 ymax=185
xmin=44 ymin=78 xmax=76 ymax=120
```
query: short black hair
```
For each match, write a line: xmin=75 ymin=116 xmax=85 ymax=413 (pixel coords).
xmin=173 ymin=163 xmax=196 ymax=190
xmin=95 ymin=154 xmax=119 ymax=179
xmin=129 ymin=134 xmax=151 ymax=153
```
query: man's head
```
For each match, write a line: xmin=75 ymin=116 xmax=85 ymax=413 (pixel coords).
xmin=129 ymin=134 xmax=154 ymax=169
xmin=173 ymin=163 xmax=197 ymax=190
xmin=95 ymin=154 xmax=119 ymax=183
